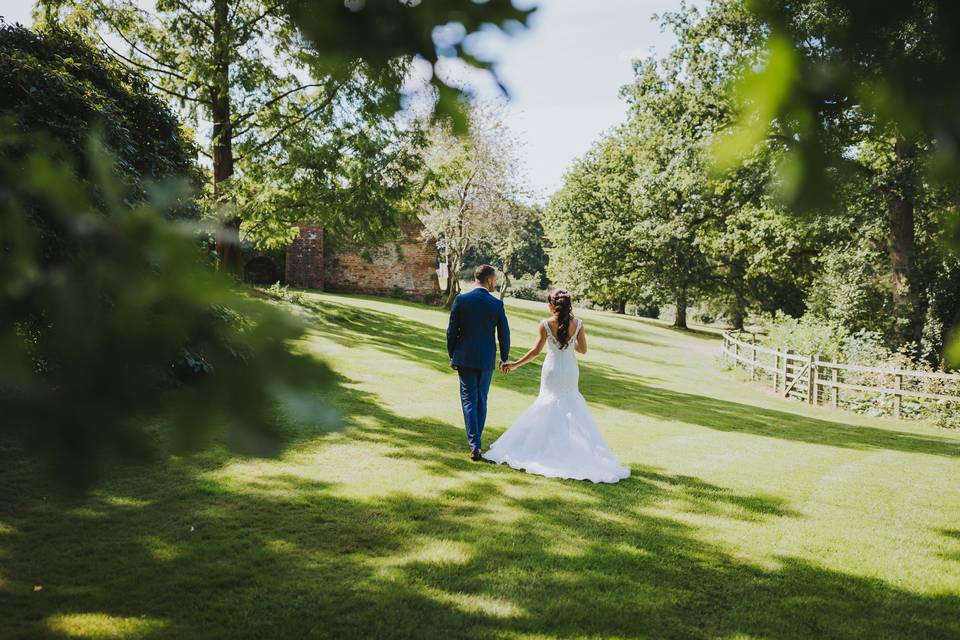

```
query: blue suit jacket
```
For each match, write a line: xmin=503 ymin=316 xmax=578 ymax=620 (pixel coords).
xmin=447 ymin=287 xmax=510 ymax=371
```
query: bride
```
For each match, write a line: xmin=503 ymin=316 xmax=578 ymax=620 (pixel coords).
xmin=485 ymin=289 xmax=630 ymax=484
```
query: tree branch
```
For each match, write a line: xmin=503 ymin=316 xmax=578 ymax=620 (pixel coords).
xmin=172 ymin=0 xmax=214 ymax=32
xmin=96 ymin=32 xmax=194 ymax=86
xmin=145 ymin=76 xmax=210 ymax=105
xmin=110 ymin=24 xmax=189 ymax=77
xmin=235 ymin=1 xmax=283 ymax=45
xmin=230 ymin=83 xmax=327 ymax=129
xmin=236 ymin=90 xmax=339 ymax=160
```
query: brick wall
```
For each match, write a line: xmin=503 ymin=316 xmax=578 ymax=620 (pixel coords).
xmin=325 ymin=222 xmax=439 ymax=298
xmin=285 ymin=225 xmax=325 ymax=289
xmin=283 ymin=221 xmax=440 ymax=299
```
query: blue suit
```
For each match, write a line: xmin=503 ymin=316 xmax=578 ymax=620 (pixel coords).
xmin=447 ymin=287 xmax=510 ymax=450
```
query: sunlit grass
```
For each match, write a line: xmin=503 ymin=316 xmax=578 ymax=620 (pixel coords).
xmin=46 ymin=613 xmax=167 ymax=638
xmin=1 ymin=291 xmax=959 ymax=638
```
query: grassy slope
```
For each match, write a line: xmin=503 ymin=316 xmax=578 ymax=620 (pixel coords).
xmin=2 ymin=291 xmax=959 ymax=639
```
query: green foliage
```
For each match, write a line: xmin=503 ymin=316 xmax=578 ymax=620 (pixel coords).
xmin=0 ymin=130 xmax=334 ymax=491
xmin=763 ymin=313 xmax=847 ymax=361
xmin=0 ymin=21 xmax=198 ymax=217
xmin=761 ymin=313 xmax=959 ymax=426
xmin=544 ymin=132 xmax=643 ymax=310
xmin=721 ymin=0 xmax=960 ymax=361
xmin=286 ymin=0 xmax=535 ymax=134
xmin=804 ymin=241 xmax=893 ymax=340
xmin=510 ymin=286 xmax=547 ymax=303
xmin=261 ymin=281 xmax=304 ymax=306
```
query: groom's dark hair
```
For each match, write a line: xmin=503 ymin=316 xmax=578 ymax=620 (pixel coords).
xmin=474 ymin=264 xmax=496 ymax=284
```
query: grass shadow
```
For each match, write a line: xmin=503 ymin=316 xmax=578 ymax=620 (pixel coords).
xmin=1 ymin=376 xmax=957 ymax=638
xmin=300 ymin=296 xmax=960 ymax=460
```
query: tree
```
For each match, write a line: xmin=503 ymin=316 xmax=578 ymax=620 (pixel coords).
xmin=486 ymin=202 xmax=547 ymax=299
xmin=420 ymin=106 xmax=526 ymax=307
xmin=0 ymin=22 xmax=330 ymax=490
xmin=37 ymin=0 xmax=535 ymax=269
xmin=545 ymin=1 xmax=823 ymax=329
xmin=726 ymin=0 xmax=960 ymax=362
xmin=544 ymin=132 xmax=641 ymax=313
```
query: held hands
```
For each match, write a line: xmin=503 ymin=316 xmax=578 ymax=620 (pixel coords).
xmin=500 ymin=361 xmax=517 ymax=374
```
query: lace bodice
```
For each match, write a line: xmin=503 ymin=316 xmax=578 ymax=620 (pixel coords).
xmin=542 ymin=318 xmax=582 ymax=351
xmin=539 ymin=318 xmax=582 ymax=395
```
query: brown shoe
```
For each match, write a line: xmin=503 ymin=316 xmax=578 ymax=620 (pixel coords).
xmin=470 ymin=448 xmax=482 ymax=462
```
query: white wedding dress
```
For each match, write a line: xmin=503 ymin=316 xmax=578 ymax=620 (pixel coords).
xmin=485 ymin=318 xmax=631 ymax=483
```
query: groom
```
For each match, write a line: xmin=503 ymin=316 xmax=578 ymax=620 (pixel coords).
xmin=447 ymin=264 xmax=511 ymax=461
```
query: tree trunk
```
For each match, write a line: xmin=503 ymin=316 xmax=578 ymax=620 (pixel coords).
xmin=728 ymin=262 xmax=746 ymax=331
xmin=444 ymin=248 xmax=461 ymax=308
xmin=729 ymin=295 xmax=745 ymax=331
xmin=615 ymin=298 xmax=627 ymax=314
xmin=498 ymin=271 xmax=510 ymax=300
xmin=887 ymin=136 xmax=923 ymax=349
xmin=211 ymin=0 xmax=239 ymax=274
xmin=673 ymin=288 xmax=688 ymax=329
xmin=444 ymin=277 xmax=461 ymax=308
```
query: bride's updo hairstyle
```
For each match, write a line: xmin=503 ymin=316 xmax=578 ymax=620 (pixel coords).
xmin=548 ymin=289 xmax=574 ymax=349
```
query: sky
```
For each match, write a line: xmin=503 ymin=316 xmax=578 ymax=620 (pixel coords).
xmin=472 ymin=0 xmax=706 ymax=200
xmin=0 ymin=0 xmax=705 ymax=200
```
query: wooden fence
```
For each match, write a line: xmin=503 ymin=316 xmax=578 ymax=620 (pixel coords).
xmin=720 ymin=332 xmax=960 ymax=418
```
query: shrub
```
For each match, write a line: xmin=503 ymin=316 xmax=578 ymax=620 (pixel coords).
xmin=763 ymin=312 xmax=847 ymax=360
xmin=511 ymin=286 xmax=547 ymax=302
xmin=262 ymin=282 xmax=304 ymax=305
xmin=0 ymin=22 xmax=199 ymax=217
xmin=759 ymin=313 xmax=959 ymax=427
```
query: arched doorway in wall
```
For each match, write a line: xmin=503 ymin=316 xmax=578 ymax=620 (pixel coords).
xmin=243 ymin=256 xmax=279 ymax=285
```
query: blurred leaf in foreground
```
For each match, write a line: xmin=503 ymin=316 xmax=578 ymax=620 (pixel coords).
xmin=0 ymin=130 xmax=336 ymax=491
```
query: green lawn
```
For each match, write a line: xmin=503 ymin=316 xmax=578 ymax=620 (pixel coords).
xmin=2 ymin=291 xmax=960 ymax=639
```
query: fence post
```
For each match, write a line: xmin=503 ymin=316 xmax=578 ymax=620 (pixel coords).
xmin=750 ymin=334 xmax=758 ymax=381
xmin=809 ymin=353 xmax=819 ymax=405
xmin=773 ymin=349 xmax=780 ymax=392
xmin=831 ymin=367 xmax=838 ymax=408
xmin=733 ymin=334 xmax=740 ymax=369
xmin=893 ymin=373 xmax=902 ymax=419
xmin=780 ymin=348 xmax=791 ymax=396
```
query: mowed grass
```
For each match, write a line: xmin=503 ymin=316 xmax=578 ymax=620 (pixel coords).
xmin=2 ymin=291 xmax=960 ymax=639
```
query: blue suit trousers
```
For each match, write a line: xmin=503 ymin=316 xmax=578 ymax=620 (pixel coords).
xmin=458 ymin=367 xmax=494 ymax=450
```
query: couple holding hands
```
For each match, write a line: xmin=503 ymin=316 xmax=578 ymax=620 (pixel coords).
xmin=446 ymin=265 xmax=629 ymax=484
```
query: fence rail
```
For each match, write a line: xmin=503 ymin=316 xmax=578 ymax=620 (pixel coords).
xmin=720 ymin=332 xmax=960 ymax=418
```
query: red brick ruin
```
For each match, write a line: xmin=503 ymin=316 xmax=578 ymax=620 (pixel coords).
xmin=283 ymin=221 xmax=440 ymax=299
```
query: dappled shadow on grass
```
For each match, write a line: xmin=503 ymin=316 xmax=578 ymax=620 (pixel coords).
xmin=581 ymin=368 xmax=960 ymax=459
xmin=329 ymin=376 xmax=801 ymax=521
xmin=303 ymin=296 xmax=960 ymax=460
xmin=941 ymin=529 xmax=960 ymax=563
xmin=4 ymin=294 xmax=957 ymax=637
xmin=505 ymin=303 xmax=671 ymax=348
xmin=1 ymin=382 xmax=958 ymax=639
